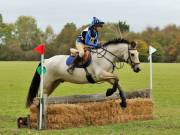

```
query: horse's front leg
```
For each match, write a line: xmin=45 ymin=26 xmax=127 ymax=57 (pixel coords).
xmin=99 ymin=71 xmax=127 ymax=108
xmin=106 ymin=79 xmax=118 ymax=97
xmin=99 ymin=71 xmax=119 ymax=96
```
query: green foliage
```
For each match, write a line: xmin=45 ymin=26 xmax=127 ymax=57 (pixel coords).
xmin=116 ymin=21 xmax=130 ymax=33
xmin=44 ymin=25 xmax=55 ymax=44
xmin=127 ymin=25 xmax=180 ymax=62
xmin=100 ymin=21 xmax=130 ymax=42
xmin=151 ymin=41 xmax=164 ymax=62
xmin=54 ymin=22 xmax=77 ymax=54
xmin=136 ymin=39 xmax=149 ymax=62
xmin=0 ymin=13 xmax=179 ymax=62
xmin=15 ymin=16 xmax=41 ymax=51
xmin=0 ymin=13 xmax=3 ymax=24
xmin=100 ymin=23 xmax=118 ymax=42
xmin=0 ymin=23 xmax=15 ymax=46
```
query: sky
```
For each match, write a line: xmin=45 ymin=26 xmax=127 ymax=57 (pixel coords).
xmin=0 ymin=0 xmax=180 ymax=33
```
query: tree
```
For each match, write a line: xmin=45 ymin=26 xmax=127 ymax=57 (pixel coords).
xmin=0 ymin=23 xmax=15 ymax=46
xmin=135 ymin=39 xmax=149 ymax=62
xmin=112 ymin=21 xmax=130 ymax=38
xmin=44 ymin=25 xmax=55 ymax=44
xmin=166 ymin=37 xmax=180 ymax=62
xmin=54 ymin=23 xmax=77 ymax=54
xmin=150 ymin=41 xmax=164 ymax=62
xmin=0 ymin=14 xmax=180 ymax=62
xmin=15 ymin=16 xmax=41 ymax=50
xmin=117 ymin=21 xmax=130 ymax=33
xmin=0 ymin=43 xmax=24 ymax=60
xmin=0 ymin=13 xmax=3 ymax=24
xmin=100 ymin=23 xmax=118 ymax=42
xmin=127 ymin=32 xmax=141 ymax=41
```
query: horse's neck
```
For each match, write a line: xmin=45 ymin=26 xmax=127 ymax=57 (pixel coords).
xmin=90 ymin=43 xmax=128 ymax=72
xmin=104 ymin=43 xmax=128 ymax=62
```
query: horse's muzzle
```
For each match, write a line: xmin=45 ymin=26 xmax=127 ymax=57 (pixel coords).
xmin=132 ymin=64 xmax=141 ymax=73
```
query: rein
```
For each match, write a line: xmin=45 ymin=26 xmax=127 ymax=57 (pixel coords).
xmin=89 ymin=46 xmax=126 ymax=72
xmin=88 ymin=43 xmax=139 ymax=72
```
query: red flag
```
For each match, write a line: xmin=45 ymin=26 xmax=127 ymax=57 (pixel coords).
xmin=34 ymin=44 xmax=45 ymax=55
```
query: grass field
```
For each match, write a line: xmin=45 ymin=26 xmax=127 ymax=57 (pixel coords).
xmin=0 ymin=62 xmax=180 ymax=135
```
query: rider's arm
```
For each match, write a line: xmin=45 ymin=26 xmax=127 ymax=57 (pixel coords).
xmin=85 ymin=30 xmax=98 ymax=48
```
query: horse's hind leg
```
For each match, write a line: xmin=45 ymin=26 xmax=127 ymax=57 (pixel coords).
xmin=43 ymin=79 xmax=63 ymax=96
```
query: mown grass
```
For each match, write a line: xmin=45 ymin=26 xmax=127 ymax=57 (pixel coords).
xmin=0 ymin=62 xmax=180 ymax=135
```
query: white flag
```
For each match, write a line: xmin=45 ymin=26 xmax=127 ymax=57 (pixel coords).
xmin=149 ymin=46 xmax=157 ymax=55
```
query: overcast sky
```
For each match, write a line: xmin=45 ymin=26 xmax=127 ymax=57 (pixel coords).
xmin=0 ymin=0 xmax=180 ymax=33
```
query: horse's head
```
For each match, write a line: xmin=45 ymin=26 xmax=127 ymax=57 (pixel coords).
xmin=103 ymin=38 xmax=141 ymax=73
xmin=124 ymin=41 xmax=141 ymax=73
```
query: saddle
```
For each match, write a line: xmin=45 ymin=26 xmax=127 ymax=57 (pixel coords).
xmin=66 ymin=49 xmax=92 ymax=68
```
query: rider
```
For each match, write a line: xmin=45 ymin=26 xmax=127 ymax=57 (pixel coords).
xmin=67 ymin=17 xmax=105 ymax=74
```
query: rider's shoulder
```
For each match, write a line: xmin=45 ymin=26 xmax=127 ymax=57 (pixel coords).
xmin=87 ymin=27 xmax=97 ymax=36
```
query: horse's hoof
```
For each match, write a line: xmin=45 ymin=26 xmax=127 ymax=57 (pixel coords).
xmin=106 ymin=88 xmax=114 ymax=97
xmin=120 ymin=101 xmax=127 ymax=108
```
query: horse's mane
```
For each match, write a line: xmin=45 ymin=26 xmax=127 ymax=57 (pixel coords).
xmin=103 ymin=38 xmax=130 ymax=46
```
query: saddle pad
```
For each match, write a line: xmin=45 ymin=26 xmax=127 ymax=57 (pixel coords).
xmin=66 ymin=56 xmax=91 ymax=68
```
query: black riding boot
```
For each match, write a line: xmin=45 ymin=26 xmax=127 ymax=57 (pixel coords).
xmin=67 ymin=55 xmax=81 ymax=74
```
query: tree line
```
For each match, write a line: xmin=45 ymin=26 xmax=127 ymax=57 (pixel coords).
xmin=0 ymin=13 xmax=180 ymax=62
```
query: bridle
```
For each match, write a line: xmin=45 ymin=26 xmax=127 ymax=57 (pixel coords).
xmin=127 ymin=45 xmax=140 ymax=69
xmin=88 ymin=43 xmax=140 ymax=72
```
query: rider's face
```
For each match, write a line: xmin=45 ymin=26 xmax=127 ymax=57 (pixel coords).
xmin=95 ymin=26 xmax=102 ymax=31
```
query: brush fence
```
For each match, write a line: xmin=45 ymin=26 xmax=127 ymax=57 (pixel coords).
xmin=29 ymin=89 xmax=153 ymax=129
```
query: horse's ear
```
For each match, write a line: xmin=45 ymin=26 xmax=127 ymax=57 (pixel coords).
xmin=130 ymin=41 xmax=137 ymax=49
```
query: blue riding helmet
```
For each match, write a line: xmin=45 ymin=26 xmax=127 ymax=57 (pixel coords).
xmin=91 ymin=17 xmax=104 ymax=27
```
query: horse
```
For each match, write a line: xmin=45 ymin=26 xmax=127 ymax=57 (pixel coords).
xmin=26 ymin=38 xmax=141 ymax=109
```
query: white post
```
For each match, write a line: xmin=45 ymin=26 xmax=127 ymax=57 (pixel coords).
xmin=149 ymin=46 xmax=157 ymax=99
xmin=39 ymin=54 xmax=44 ymax=130
xmin=149 ymin=53 xmax=152 ymax=98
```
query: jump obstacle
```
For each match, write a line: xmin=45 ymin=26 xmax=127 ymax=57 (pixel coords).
xmin=27 ymin=89 xmax=153 ymax=129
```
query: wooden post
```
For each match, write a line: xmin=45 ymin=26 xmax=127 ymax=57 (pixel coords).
xmin=37 ymin=102 xmax=40 ymax=129
xmin=37 ymin=94 xmax=47 ymax=129
xmin=42 ymin=94 xmax=47 ymax=129
xmin=27 ymin=115 xmax=31 ymax=128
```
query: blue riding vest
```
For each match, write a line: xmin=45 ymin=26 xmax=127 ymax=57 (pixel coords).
xmin=76 ymin=26 xmax=99 ymax=48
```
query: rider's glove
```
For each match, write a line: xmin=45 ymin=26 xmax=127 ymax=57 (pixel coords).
xmin=94 ymin=43 xmax=101 ymax=49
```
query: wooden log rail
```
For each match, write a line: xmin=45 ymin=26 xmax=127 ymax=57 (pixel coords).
xmin=47 ymin=89 xmax=150 ymax=104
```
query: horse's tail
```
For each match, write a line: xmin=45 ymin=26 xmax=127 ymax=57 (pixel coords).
xmin=26 ymin=63 xmax=41 ymax=108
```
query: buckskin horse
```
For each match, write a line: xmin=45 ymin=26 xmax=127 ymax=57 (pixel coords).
xmin=26 ymin=38 xmax=141 ymax=109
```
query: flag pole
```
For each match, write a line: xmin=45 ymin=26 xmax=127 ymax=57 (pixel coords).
xmin=33 ymin=44 xmax=45 ymax=130
xmin=39 ymin=53 xmax=44 ymax=130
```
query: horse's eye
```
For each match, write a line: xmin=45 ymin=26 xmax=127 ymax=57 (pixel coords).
xmin=131 ymin=53 xmax=135 ymax=57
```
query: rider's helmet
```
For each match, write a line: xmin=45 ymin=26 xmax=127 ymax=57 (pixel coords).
xmin=91 ymin=17 xmax=104 ymax=27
